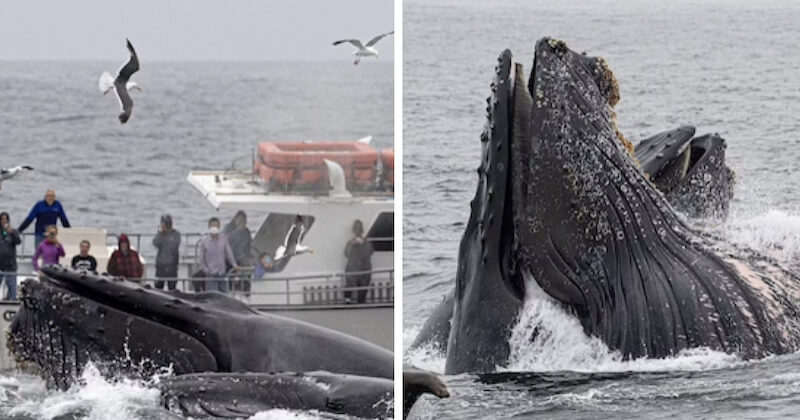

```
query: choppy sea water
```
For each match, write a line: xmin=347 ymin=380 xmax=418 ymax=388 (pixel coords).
xmin=0 ymin=60 xmax=393 ymax=239
xmin=403 ymin=0 xmax=800 ymax=418
xmin=0 ymin=60 xmax=392 ymax=418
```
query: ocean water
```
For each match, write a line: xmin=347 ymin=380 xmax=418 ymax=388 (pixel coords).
xmin=0 ymin=60 xmax=392 ymax=418
xmin=403 ymin=0 xmax=800 ymax=418
xmin=0 ymin=60 xmax=393 ymax=241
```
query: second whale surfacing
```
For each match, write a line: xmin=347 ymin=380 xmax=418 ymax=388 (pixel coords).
xmin=413 ymin=38 xmax=800 ymax=375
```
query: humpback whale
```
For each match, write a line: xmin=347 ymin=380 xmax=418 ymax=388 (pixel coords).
xmin=159 ymin=371 xmax=395 ymax=419
xmin=412 ymin=38 xmax=800 ymax=375
xmin=9 ymin=266 xmax=392 ymax=390
xmin=635 ymin=126 xmax=735 ymax=219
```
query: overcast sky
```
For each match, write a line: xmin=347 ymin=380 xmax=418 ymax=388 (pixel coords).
xmin=0 ymin=0 xmax=394 ymax=61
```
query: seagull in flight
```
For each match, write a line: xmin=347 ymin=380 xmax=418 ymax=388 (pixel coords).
xmin=332 ymin=31 xmax=394 ymax=65
xmin=0 ymin=166 xmax=33 ymax=191
xmin=98 ymin=39 xmax=141 ymax=124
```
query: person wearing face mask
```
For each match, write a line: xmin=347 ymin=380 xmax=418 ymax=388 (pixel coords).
xmin=18 ymin=189 xmax=71 ymax=247
xmin=32 ymin=225 xmax=65 ymax=277
xmin=198 ymin=217 xmax=239 ymax=293
xmin=0 ymin=212 xmax=21 ymax=299
xmin=107 ymin=234 xmax=143 ymax=281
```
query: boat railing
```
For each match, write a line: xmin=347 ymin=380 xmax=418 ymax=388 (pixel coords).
xmin=0 ymin=268 xmax=394 ymax=306
xmin=16 ymin=232 xmax=393 ymax=262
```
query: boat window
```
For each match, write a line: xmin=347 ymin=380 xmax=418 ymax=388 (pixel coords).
xmin=367 ymin=212 xmax=393 ymax=252
xmin=252 ymin=214 xmax=315 ymax=272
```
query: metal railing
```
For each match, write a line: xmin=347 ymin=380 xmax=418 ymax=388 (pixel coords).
xmin=17 ymin=232 xmax=393 ymax=261
xmin=0 ymin=268 xmax=394 ymax=306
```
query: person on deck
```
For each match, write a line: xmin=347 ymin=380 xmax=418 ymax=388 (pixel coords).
xmin=18 ymin=189 xmax=70 ymax=247
xmin=71 ymin=240 xmax=97 ymax=272
xmin=198 ymin=217 xmax=239 ymax=293
xmin=223 ymin=210 xmax=252 ymax=293
xmin=32 ymin=225 xmax=65 ymax=277
xmin=153 ymin=214 xmax=181 ymax=290
xmin=344 ymin=219 xmax=373 ymax=303
xmin=107 ymin=234 xmax=143 ymax=281
xmin=0 ymin=212 xmax=21 ymax=299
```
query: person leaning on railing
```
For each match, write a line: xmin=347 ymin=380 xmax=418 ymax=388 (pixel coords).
xmin=18 ymin=189 xmax=70 ymax=248
xmin=0 ymin=212 xmax=21 ymax=300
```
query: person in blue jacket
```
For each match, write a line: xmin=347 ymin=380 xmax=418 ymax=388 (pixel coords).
xmin=18 ymin=189 xmax=70 ymax=247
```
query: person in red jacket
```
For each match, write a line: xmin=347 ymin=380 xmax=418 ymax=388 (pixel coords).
xmin=107 ymin=234 xmax=143 ymax=281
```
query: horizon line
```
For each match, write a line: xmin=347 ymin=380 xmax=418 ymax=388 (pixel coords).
xmin=0 ymin=57 xmax=396 ymax=64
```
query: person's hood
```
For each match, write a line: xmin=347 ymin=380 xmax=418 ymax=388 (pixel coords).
xmin=118 ymin=234 xmax=130 ymax=248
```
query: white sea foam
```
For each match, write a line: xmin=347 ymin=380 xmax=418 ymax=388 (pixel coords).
xmin=8 ymin=363 xmax=160 ymax=420
xmin=721 ymin=209 xmax=800 ymax=267
xmin=403 ymin=324 xmax=447 ymax=374
xmin=247 ymin=409 xmax=327 ymax=420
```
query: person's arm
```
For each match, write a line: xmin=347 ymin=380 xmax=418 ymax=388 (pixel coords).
xmin=32 ymin=243 xmax=42 ymax=271
xmin=224 ymin=240 xmax=238 ymax=269
xmin=134 ymin=252 xmax=143 ymax=278
xmin=71 ymin=255 xmax=79 ymax=269
xmin=57 ymin=244 xmax=65 ymax=257
xmin=10 ymin=230 xmax=20 ymax=245
xmin=18 ymin=203 xmax=39 ymax=232
xmin=57 ymin=203 xmax=70 ymax=228
xmin=244 ymin=233 xmax=252 ymax=262
xmin=198 ymin=239 xmax=208 ymax=272
xmin=345 ymin=240 xmax=353 ymax=258
xmin=107 ymin=252 xmax=117 ymax=275
xmin=89 ymin=256 xmax=97 ymax=271
xmin=152 ymin=232 xmax=162 ymax=248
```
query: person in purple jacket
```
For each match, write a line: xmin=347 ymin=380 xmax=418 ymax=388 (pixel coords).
xmin=32 ymin=225 xmax=65 ymax=276
xmin=18 ymin=189 xmax=70 ymax=247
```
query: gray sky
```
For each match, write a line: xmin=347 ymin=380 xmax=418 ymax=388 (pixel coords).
xmin=0 ymin=0 xmax=394 ymax=61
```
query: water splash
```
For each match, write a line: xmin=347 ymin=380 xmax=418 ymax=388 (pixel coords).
xmin=403 ymin=325 xmax=447 ymax=374
xmin=721 ymin=209 xmax=800 ymax=268
xmin=1 ymin=363 xmax=331 ymax=420
xmin=8 ymin=362 xmax=161 ymax=420
xmin=506 ymin=277 xmax=743 ymax=373
xmin=247 ymin=410 xmax=327 ymax=420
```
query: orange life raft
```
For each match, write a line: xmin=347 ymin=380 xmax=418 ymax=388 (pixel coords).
xmin=380 ymin=148 xmax=394 ymax=187
xmin=255 ymin=141 xmax=383 ymax=190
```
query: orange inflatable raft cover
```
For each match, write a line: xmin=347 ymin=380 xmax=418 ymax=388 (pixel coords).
xmin=380 ymin=149 xmax=394 ymax=186
xmin=255 ymin=141 xmax=378 ymax=187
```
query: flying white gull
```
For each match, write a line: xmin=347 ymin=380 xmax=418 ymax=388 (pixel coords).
xmin=98 ymin=39 xmax=141 ymax=124
xmin=0 ymin=165 xmax=33 ymax=190
xmin=332 ymin=31 xmax=394 ymax=65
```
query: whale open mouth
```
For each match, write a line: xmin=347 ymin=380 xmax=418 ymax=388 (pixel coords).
xmin=9 ymin=266 xmax=223 ymax=389
xmin=635 ymin=127 xmax=734 ymax=218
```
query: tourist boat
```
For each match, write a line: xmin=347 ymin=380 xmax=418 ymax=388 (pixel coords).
xmin=0 ymin=139 xmax=394 ymax=370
